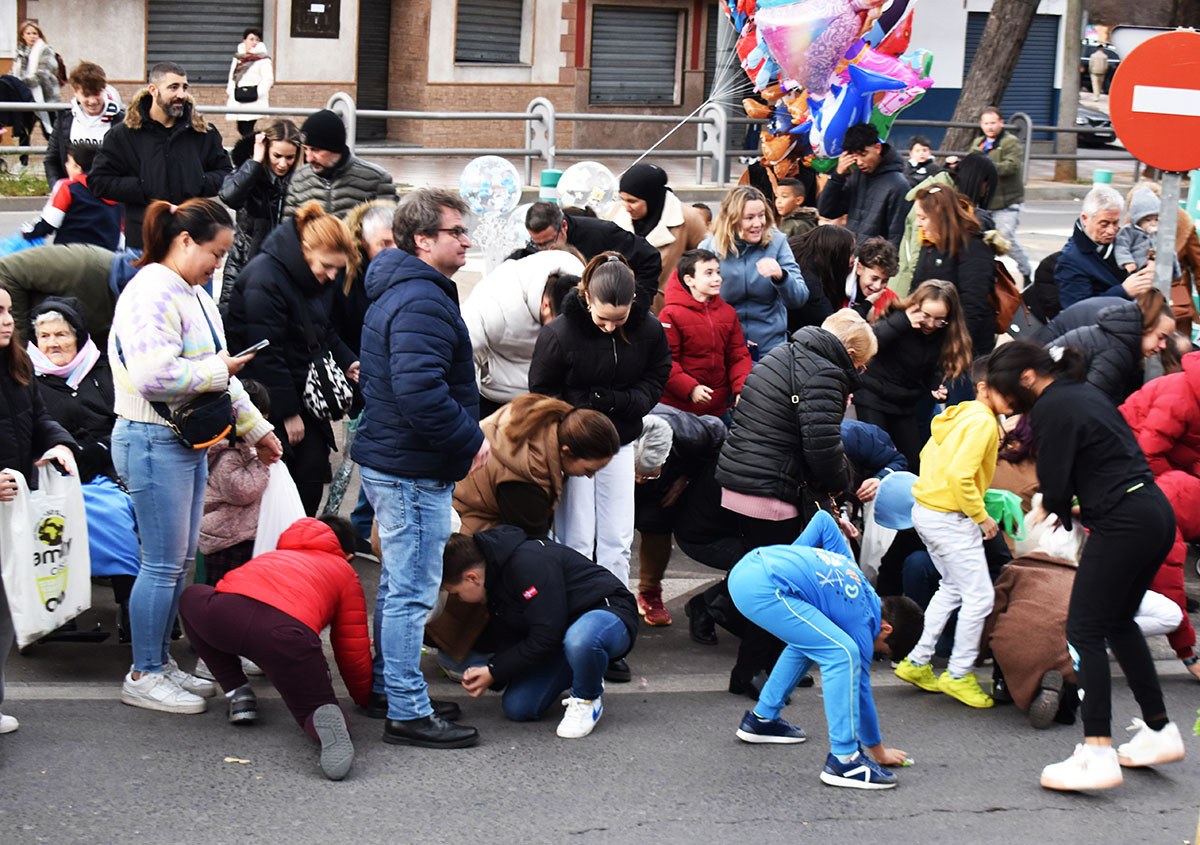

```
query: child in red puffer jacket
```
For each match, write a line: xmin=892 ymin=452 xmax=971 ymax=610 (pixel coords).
xmin=658 ymin=249 xmax=753 ymax=418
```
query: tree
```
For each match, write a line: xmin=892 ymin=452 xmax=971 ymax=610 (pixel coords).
xmin=942 ymin=0 xmax=1040 ymax=153
xmin=1053 ymin=0 xmax=1082 ymax=181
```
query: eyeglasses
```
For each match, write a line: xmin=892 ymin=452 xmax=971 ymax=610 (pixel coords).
xmin=917 ymin=308 xmax=949 ymax=328
xmin=430 ymin=227 xmax=470 ymax=240
xmin=527 ymin=222 xmax=564 ymax=250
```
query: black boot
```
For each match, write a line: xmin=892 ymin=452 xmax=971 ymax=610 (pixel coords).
xmin=383 ymin=713 xmax=478 ymax=748
xmin=685 ymin=594 xmax=718 ymax=646
xmin=605 ymin=658 xmax=632 ymax=683
xmin=117 ymin=603 xmax=131 ymax=644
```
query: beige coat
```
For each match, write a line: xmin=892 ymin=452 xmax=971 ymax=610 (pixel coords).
xmin=611 ymin=192 xmax=708 ymax=306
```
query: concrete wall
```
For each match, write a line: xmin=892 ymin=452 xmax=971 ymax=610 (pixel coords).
xmin=24 ymin=0 xmax=144 ymax=81
xmin=273 ymin=0 xmax=358 ymax=83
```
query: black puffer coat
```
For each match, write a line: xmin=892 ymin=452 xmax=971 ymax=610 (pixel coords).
xmin=218 ymin=132 xmax=292 ymax=309
xmin=912 ymin=235 xmax=997 ymax=357
xmin=528 ymin=291 xmax=670 ymax=445
xmin=715 ymin=326 xmax=856 ymax=503
xmin=0 ymin=364 xmax=76 ymax=492
xmin=1048 ymin=300 xmax=1144 ymax=404
xmin=1034 ymin=295 xmax=1126 ymax=345
xmin=225 ymin=219 xmax=356 ymax=448
xmin=853 ymin=308 xmax=944 ymax=415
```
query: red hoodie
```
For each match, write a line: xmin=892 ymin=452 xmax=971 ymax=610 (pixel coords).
xmin=216 ymin=518 xmax=372 ymax=706
xmin=657 ymin=270 xmax=753 ymax=416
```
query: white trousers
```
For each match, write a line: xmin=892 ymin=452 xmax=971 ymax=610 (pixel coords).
xmin=554 ymin=441 xmax=635 ymax=586
xmin=908 ymin=503 xmax=994 ymax=678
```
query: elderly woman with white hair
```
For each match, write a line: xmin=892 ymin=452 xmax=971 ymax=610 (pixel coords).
xmin=1055 ymin=184 xmax=1157 ymax=310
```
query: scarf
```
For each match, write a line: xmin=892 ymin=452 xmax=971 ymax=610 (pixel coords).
xmin=232 ymin=50 xmax=269 ymax=85
xmin=28 ymin=337 xmax=100 ymax=390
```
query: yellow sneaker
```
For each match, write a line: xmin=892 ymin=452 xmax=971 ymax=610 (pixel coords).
xmin=938 ymin=671 xmax=995 ymax=708
xmin=894 ymin=658 xmax=940 ymax=692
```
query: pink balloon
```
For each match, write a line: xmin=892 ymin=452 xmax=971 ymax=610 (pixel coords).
xmin=755 ymin=0 xmax=885 ymax=96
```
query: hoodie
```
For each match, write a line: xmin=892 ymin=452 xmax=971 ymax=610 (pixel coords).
xmin=816 ymin=143 xmax=911 ymax=247
xmin=912 ymin=399 xmax=1000 ymax=523
xmin=472 ymin=525 xmax=638 ymax=687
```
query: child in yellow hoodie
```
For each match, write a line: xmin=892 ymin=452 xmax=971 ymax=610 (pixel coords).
xmin=894 ymin=359 xmax=1009 ymax=708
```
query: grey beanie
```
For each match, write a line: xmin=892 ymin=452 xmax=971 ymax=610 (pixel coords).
xmin=1128 ymin=187 xmax=1160 ymax=226
xmin=634 ymin=415 xmax=674 ymax=474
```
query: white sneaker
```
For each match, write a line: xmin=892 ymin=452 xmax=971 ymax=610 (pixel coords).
xmin=0 ymin=713 xmax=18 ymax=733
xmin=164 ymin=658 xmax=218 ymax=698
xmin=121 ymin=670 xmax=208 ymax=714
xmin=1040 ymin=744 xmax=1123 ymax=791
xmin=1116 ymin=719 xmax=1186 ymax=767
xmin=556 ymin=695 xmax=603 ymax=739
xmin=193 ymin=656 xmax=263 ymax=680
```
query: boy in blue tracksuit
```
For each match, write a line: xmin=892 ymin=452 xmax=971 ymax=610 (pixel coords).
xmin=727 ymin=510 xmax=923 ymax=789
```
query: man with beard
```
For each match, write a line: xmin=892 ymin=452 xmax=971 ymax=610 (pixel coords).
xmin=90 ymin=62 xmax=231 ymax=250
xmin=282 ymin=110 xmax=396 ymax=220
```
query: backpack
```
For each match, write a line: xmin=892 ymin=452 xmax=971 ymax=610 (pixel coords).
xmin=54 ymin=52 xmax=67 ymax=86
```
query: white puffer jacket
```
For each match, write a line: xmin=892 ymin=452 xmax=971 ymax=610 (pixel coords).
xmin=225 ymin=42 xmax=273 ymax=123
xmin=462 ymin=250 xmax=585 ymax=404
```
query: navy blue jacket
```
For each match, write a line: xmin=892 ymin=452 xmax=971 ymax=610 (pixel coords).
xmin=350 ymin=249 xmax=483 ymax=481
xmin=841 ymin=419 xmax=907 ymax=479
xmin=1054 ymin=220 xmax=1129 ymax=310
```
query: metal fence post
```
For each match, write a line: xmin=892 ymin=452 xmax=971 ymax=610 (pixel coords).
xmin=698 ymin=102 xmax=728 ymax=185
xmin=1010 ymin=112 xmax=1032 ymax=185
xmin=326 ymin=92 xmax=357 ymax=154
xmin=525 ymin=97 xmax=556 ymax=185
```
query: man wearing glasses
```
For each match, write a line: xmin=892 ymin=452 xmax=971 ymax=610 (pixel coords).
xmin=352 ymin=188 xmax=490 ymax=750
xmin=523 ymin=201 xmax=662 ymax=307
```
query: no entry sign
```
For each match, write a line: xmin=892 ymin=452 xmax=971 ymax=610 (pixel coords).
xmin=1108 ymin=30 xmax=1200 ymax=172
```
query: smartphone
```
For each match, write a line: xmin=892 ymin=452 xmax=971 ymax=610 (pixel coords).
xmin=233 ymin=339 xmax=269 ymax=358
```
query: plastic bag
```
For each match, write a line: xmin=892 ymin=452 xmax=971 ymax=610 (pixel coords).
xmin=252 ymin=461 xmax=305 ymax=557
xmin=857 ymin=497 xmax=895 ymax=584
xmin=0 ymin=461 xmax=92 ymax=647
xmin=80 ymin=476 xmax=140 ymax=577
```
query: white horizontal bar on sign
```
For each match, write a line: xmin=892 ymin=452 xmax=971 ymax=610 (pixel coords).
xmin=1131 ymin=85 xmax=1200 ymax=117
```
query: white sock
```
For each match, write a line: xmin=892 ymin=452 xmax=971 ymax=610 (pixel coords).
xmin=225 ymin=683 xmax=251 ymax=699
xmin=835 ymin=752 xmax=857 ymax=764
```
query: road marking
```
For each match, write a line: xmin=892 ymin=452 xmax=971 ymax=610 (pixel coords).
xmin=1132 ymin=85 xmax=1200 ymax=117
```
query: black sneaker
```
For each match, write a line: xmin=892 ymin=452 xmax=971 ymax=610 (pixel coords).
xmin=228 ymin=686 xmax=258 ymax=725
xmin=685 ymin=594 xmax=718 ymax=646
xmin=383 ymin=714 xmax=478 ymax=748
xmin=604 ymin=658 xmax=632 ymax=683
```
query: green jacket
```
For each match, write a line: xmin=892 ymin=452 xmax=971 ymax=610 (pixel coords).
xmin=778 ymin=208 xmax=819 ymax=239
xmin=970 ymin=130 xmax=1024 ymax=209
xmin=1 ymin=244 xmax=117 ymax=348
xmin=888 ymin=170 xmax=956 ymax=296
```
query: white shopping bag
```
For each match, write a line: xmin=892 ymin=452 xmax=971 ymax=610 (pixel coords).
xmin=857 ymin=497 xmax=895 ymax=584
xmin=252 ymin=461 xmax=306 ymax=557
xmin=0 ymin=461 xmax=92 ymax=648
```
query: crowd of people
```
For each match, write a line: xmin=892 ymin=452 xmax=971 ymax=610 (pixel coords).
xmin=0 ymin=51 xmax=1194 ymax=792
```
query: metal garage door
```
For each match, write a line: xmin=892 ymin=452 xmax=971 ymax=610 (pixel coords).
xmin=357 ymin=0 xmax=392 ymax=140
xmin=590 ymin=6 xmax=681 ymax=105
xmin=964 ymin=12 xmax=1060 ymax=137
xmin=147 ymin=0 xmax=264 ymax=86
xmin=455 ymin=0 xmax=523 ymax=64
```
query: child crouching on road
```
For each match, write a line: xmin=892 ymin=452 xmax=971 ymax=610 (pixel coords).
xmin=728 ymin=510 xmax=923 ymax=789
xmin=440 ymin=526 xmax=639 ymax=739
xmin=894 ymin=357 xmax=1007 ymax=707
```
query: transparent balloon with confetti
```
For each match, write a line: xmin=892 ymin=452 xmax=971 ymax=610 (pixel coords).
xmin=460 ymin=156 xmax=523 ymax=272
xmin=557 ymin=161 xmax=619 ymax=217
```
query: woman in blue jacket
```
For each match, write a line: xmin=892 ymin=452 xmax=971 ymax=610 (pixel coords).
xmin=700 ymin=186 xmax=807 ymax=357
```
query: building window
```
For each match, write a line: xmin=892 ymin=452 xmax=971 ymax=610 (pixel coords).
xmin=455 ymin=0 xmax=525 ymax=64
xmin=146 ymin=0 xmax=265 ymax=85
xmin=590 ymin=6 xmax=682 ymax=105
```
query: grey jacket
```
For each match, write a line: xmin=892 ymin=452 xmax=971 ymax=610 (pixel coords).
xmin=282 ymin=153 xmax=397 ymax=219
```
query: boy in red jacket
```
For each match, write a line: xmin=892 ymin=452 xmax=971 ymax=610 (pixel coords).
xmin=178 ymin=516 xmax=373 ymax=780
xmin=658 ymin=249 xmax=753 ymax=417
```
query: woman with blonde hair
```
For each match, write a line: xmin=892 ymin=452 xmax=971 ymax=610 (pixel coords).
xmin=14 ymin=21 xmax=60 ymax=139
xmin=699 ymin=185 xmax=808 ymax=356
xmin=714 ymin=308 xmax=877 ymax=695
xmin=226 ymin=200 xmax=359 ymax=514
xmin=853 ymin=280 xmax=973 ymax=470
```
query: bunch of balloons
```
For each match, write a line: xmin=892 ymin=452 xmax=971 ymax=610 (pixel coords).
xmin=724 ymin=0 xmax=934 ymax=171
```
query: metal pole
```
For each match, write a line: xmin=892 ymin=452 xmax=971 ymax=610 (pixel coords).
xmin=1154 ymin=171 xmax=1182 ymax=302
xmin=326 ymin=92 xmax=357 ymax=154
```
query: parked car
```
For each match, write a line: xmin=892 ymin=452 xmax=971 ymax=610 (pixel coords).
xmin=1080 ymin=44 xmax=1119 ymax=94
xmin=1076 ymin=102 xmax=1116 ymax=148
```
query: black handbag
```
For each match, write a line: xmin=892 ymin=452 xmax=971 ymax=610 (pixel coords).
xmin=116 ymin=302 xmax=235 ymax=449
xmin=234 ymin=85 xmax=257 ymax=103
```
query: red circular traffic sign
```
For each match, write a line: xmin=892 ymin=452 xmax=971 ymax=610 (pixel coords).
xmin=1108 ymin=30 xmax=1200 ymax=172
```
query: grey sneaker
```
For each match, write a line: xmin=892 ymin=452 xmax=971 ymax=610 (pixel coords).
xmin=121 ymin=670 xmax=207 ymax=714
xmin=312 ymin=704 xmax=355 ymax=780
xmin=165 ymin=658 xmax=218 ymax=698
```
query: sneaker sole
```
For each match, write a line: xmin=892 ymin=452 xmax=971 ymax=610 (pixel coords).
xmin=556 ymin=722 xmax=599 ymax=739
xmin=229 ymin=707 xmax=258 ymax=725
xmin=120 ymin=689 xmax=208 ymax=715
xmin=819 ymin=771 xmax=896 ymax=790
xmin=312 ymin=704 xmax=354 ymax=780
xmin=1117 ymin=748 xmax=1186 ymax=767
xmin=938 ymin=681 xmax=995 ymax=709
xmin=736 ymin=728 xmax=806 ymax=744
xmin=643 ymin=615 xmax=672 ymax=627
xmin=1040 ymin=771 xmax=1122 ymax=791
xmin=894 ymin=672 xmax=940 ymax=693
xmin=1029 ymin=671 xmax=1063 ymax=730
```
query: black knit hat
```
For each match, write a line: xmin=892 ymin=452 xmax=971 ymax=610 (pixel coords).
xmin=300 ymin=109 xmax=347 ymax=156
xmin=30 ymin=296 xmax=88 ymax=344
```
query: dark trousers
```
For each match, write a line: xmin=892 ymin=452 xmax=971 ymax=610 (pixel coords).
xmin=237 ymin=120 xmax=256 ymax=136
xmin=855 ymin=405 xmax=926 ymax=474
xmin=179 ymin=585 xmax=339 ymax=738
xmin=478 ymin=394 xmax=504 ymax=419
xmin=1067 ymin=485 xmax=1175 ymax=737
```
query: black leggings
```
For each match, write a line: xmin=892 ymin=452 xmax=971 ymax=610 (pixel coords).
xmin=1067 ymin=484 xmax=1175 ymax=737
xmin=854 ymin=405 xmax=926 ymax=473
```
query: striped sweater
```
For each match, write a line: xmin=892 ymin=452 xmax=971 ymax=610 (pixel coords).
xmin=109 ymin=262 xmax=272 ymax=444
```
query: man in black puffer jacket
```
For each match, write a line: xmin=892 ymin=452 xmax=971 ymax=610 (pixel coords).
xmin=1047 ymin=299 xmax=1164 ymax=404
xmin=283 ymin=110 xmax=397 ymax=220
xmin=89 ymin=63 xmax=231 ymax=250
xmin=817 ymin=123 xmax=911 ymax=247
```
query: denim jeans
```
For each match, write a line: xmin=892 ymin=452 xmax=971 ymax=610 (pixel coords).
xmin=502 ymin=609 xmax=631 ymax=721
xmin=359 ymin=467 xmax=453 ymax=721
xmin=991 ymin=204 xmax=1030 ymax=277
xmin=112 ymin=420 xmax=207 ymax=673
xmin=350 ymin=486 xmax=375 ymax=544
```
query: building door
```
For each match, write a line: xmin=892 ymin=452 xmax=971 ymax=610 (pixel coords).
xmin=356 ymin=0 xmax=392 ymax=141
xmin=964 ymin=12 xmax=1060 ymax=137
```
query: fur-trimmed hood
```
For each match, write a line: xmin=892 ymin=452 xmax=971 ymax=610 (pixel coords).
xmin=123 ymin=88 xmax=209 ymax=133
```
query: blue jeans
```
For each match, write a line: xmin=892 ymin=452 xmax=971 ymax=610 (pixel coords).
xmin=350 ymin=487 xmax=374 ymax=543
xmin=359 ymin=467 xmax=453 ymax=721
xmin=112 ymin=420 xmax=207 ymax=673
xmin=502 ymin=609 xmax=631 ymax=721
